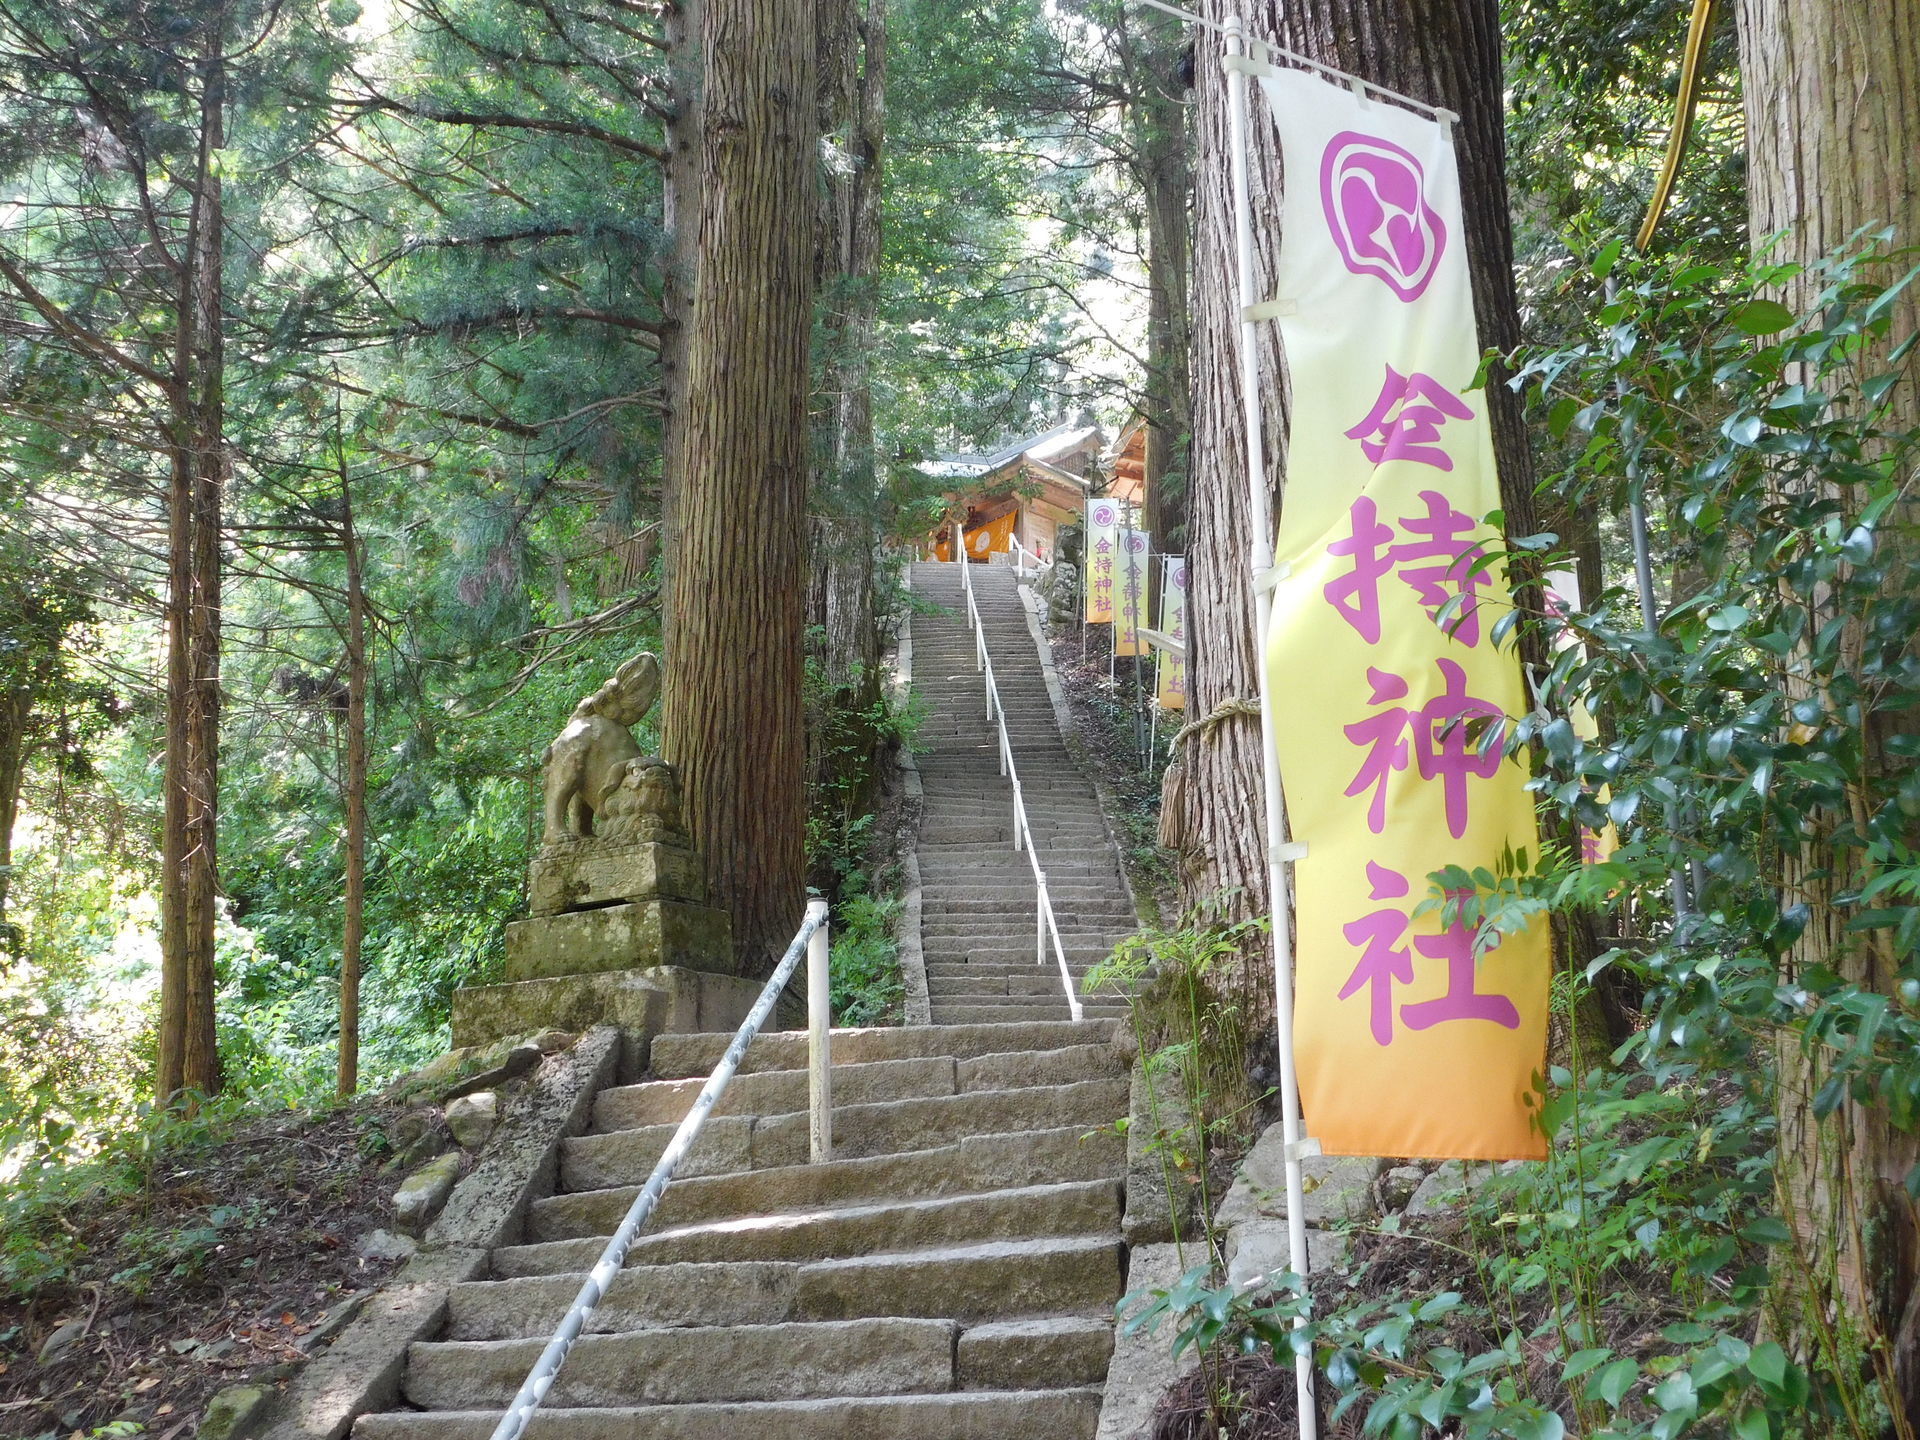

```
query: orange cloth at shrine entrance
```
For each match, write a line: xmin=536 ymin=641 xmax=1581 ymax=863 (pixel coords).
xmin=932 ymin=512 xmax=1018 ymax=562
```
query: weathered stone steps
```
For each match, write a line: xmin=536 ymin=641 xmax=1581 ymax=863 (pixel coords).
xmin=354 ymin=1389 xmax=1104 ymax=1440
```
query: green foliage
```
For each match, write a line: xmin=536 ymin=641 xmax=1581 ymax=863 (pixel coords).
xmin=1120 ymin=1064 xmax=1834 ymax=1439
xmin=828 ymin=894 xmax=905 ymax=1028
xmin=804 ymin=653 xmax=923 ymax=899
xmin=1093 ymin=909 xmax=1273 ymax=1248
xmin=1498 ymin=238 xmax=1920 ymax=1124
xmin=0 ymin=1091 xmax=259 ymax=1298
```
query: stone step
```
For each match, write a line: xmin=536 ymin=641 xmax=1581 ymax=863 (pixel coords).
xmin=927 ymin=974 xmax=1121 ymax=998
xmin=921 ymin=945 xmax=1116 ymax=962
xmin=592 ymin=1044 xmax=1121 ymax=1133
xmin=918 ymin=827 xmax=1108 ymax=846
xmin=593 ymin=1054 xmax=949 ymax=1132
xmin=919 ymin=801 xmax=1106 ymax=818
xmin=504 ymin=1177 xmax=1122 ymax=1273
xmin=916 ymin=845 xmax=1113 ymax=861
xmin=920 ymin=918 xmax=1133 ymax=938
xmin=539 ymin=1115 xmax=1122 ymax=1237
xmin=918 ymin=887 xmax=1125 ymax=905
xmin=559 ymin=1078 xmax=1129 ymax=1191
xmin=932 ymin=1003 xmax=1131 ymax=1025
xmin=647 ymin=1020 xmax=1120 ymax=1080
xmin=569 ymin=1073 xmax=1128 ymax=1186
xmin=404 ymin=1317 xmax=955 ymax=1409
xmin=446 ymin=1235 xmax=1124 ymax=1338
xmin=355 ymin=1388 xmax=1104 ymax=1440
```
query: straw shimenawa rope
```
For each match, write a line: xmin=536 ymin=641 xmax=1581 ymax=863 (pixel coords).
xmin=1158 ymin=695 xmax=1262 ymax=853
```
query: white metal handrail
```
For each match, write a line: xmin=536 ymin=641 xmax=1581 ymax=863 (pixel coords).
xmin=1009 ymin=534 xmax=1052 ymax=580
xmin=488 ymin=897 xmax=833 ymax=1440
xmin=953 ymin=525 xmax=1084 ymax=1021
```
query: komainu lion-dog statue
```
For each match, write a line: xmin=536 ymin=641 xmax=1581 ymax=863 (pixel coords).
xmin=540 ymin=653 xmax=662 ymax=845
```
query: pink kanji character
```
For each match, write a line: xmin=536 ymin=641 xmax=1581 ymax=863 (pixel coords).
xmin=1337 ymin=862 xmax=1416 ymax=1045
xmin=1323 ymin=496 xmax=1395 ymax=644
xmin=1345 ymin=365 xmax=1476 ymax=471
xmin=1401 ymin=896 xmax=1522 ymax=1032
xmin=1393 ymin=490 xmax=1490 ymax=646
xmin=1341 ymin=667 xmax=1412 ymax=833
xmin=1410 ymin=658 xmax=1506 ymax=839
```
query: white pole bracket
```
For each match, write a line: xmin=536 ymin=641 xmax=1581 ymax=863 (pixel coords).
xmin=1253 ymin=563 xmax=1290 ymax=594
xmin=1242 ymin=298 xmax=1297 ymax=323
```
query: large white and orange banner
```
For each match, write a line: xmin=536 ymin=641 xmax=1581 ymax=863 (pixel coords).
xmin=1157 ymin=556 xmax=1188 ymax=710
xmin=1260 ymin=69 xmax=1548 ymax=1160
xmin=1115 ymin=529 xmax=1151 ymax=657
xmin=1084 ymin=499 xmax=1119 ymax=623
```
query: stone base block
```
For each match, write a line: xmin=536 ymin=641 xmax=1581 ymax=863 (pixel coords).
xmin=504 ymin=898 xmax=733 ymax=982
xmin=528 ymin=839 xmax=705 ymax=916
xmin=451 ymin=967 xmax=798 ymax=1073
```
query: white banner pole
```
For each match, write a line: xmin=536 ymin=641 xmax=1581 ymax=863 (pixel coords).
xmin=1224 ymin=15 xmax=1317 ymax=1438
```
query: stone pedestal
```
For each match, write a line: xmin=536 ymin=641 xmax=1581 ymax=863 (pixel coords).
xmin=528 ymin=839 xmax=705 ymax=916
xmin=504 ymin=896 xmax=733 ymax=981
xmin=452 ymin=967 xmax=799 ymax=1076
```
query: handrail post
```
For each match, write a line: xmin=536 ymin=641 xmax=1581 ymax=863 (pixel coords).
xmin=1012 ymin=779 xmax=1024 ymax=849
xmin=486 ymin=902 xmax=827 ymax=1440
xmin=806 ymin=896 xmax=832 ymax=1165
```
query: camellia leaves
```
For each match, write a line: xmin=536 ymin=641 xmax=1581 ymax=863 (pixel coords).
xmin=1731 ymin=298 xmax=1795 ymax=335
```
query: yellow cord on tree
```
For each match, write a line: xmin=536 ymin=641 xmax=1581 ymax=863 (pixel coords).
xmin=1636 ymin=0 xmax=1720 ymax=252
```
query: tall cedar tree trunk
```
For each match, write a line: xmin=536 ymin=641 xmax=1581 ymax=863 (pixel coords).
xmin=1174 ymin=0 xmax=1535 ymax=933
xmin=156 ymin=31 xmax=227 ymax=1102
xmin=806 ymin=0 xmax=886 ymax=884
xmin=337 ymin=461 xmax=368 ymax=1098
xmin=1735 ymin=0 xmax=1920 ymax=1414
xmin=661 ymin=0 xmax=816 ymax=973
xmin=1126 ymin=11 xmax=1193 ymax=558
xmin=658 ymin=0 xmax=705 ymax=607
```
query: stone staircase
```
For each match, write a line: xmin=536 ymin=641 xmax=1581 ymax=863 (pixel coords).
xmin=340 ymin=559 xmax=1148 ymax=1439
xmin=909 ymin=559 xmax=1136 ymax=1024
xmin=352 ymin=1020 xmax=1130 ymax=1439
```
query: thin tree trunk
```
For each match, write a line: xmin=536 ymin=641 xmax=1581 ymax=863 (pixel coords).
xmin=805 ymin=0 xmax=886 ymax=889
xmin=0 ymin=685 xmax=28 ymax=936
xmin=1128 ymin=11 xmax=1192 ymax=561
xmin=157 ymin=30 xmax=226 ymax=1103
xmin=1735 ymin=0 xmax=1920 ymax=1416
xmin=337 ymin=463 xmax=368 ymax=1099
xmin=661 ymin=0 xmax=816 ymax=974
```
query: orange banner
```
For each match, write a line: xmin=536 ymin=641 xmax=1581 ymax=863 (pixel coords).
xmin=1260 ymin=68 xmax=1548 ymax=1161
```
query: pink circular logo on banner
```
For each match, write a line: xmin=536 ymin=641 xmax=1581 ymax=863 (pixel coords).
xmin=1320 ymin=131 xmax=1446 ymax=302
xmin=1126 ymin=532 xmax=1147 ymax=554
xmin=1092 ymin=503 xmax=1117 ymax=527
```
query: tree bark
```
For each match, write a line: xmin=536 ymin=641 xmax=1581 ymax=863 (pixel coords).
xmin=1126 ymin=10 xmax=1193 ymax=560
xmin=661 ymin=0 xmax=816 ymax=974
xmin=1735 ymin=0 xmax=1920 ymax=1416
xmin=1173 ymin=0 xmax=1536 ymax=933
xmin=804 ymin=0 xmax=887 ymax=889
xmin=0 ymin=681 xmax=29 ymax=938
xmin=658 ymin=0 xmax=705 ymax=612
xmin=156 ymin=29 xmax=227 ymax=1103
